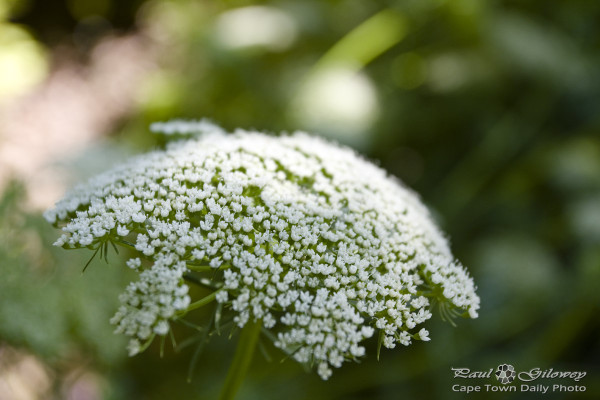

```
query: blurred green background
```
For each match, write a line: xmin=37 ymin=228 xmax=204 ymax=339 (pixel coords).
xmin=0 ymin=0 xmax=599 ymax=399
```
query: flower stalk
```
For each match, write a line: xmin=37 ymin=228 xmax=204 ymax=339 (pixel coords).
xmin=219 ymin=319 xmax=262 ymax=400
xmin=181 ymin=288 xmax=222 ymax=315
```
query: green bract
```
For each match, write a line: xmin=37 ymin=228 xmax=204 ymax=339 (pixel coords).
xmin=46 ymin=125 xmax=479 ymax=379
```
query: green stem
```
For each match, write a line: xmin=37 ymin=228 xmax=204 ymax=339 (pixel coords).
xmin=185 ymin=263 xmax=231 ymax=272
xmin=187 ymin=289 xmax=222 ymax=312
xmin=218 ymin=319 xmax=262 ymax=400
xmin=176 ymin=289 xmax=223 ymax=318
xmin=185 ymin=264 xmax=214 ymax=272
xmin=115 ymin=239 xmax=137 ymax=251
xmin=183 ymin=273 xmax=222 ymax=290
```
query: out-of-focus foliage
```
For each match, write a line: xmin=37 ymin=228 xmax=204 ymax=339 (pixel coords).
xmin=0 ymin=0 xmax=47 ymax=100
xmin=0 ymin=184 xmax=132 ymax=362
xmin=1 ymin=0 xmax=599 ymax=399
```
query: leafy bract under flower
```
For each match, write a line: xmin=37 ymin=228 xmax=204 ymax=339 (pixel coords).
xmin=45 ymin=127 xmax=479 ymax=379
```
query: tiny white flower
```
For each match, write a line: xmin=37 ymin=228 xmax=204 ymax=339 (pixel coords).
xmin=154 ymin=320 xmax=170 ymax=336
xmin=317 ymin=362 xmax=333 ymax=380
xmin=127 ymin=339 xmax=141 ymax=356
xmin=126 ymin=258 xmax=142 ymax=270
xmin=216 ymin=290 xmax=229 ymax=303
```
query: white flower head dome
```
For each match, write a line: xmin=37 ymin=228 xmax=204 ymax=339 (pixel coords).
xmin=45 ymin=122 xmax=479 ymax=379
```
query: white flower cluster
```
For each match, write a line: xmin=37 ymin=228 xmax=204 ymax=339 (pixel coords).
xmin=112 ymin=254 xmax=190 ymax=356
xmin=45 ymin=126 xmax=480 ymax=379
xmin=149 ymin=118 xmax=225 ymax=136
